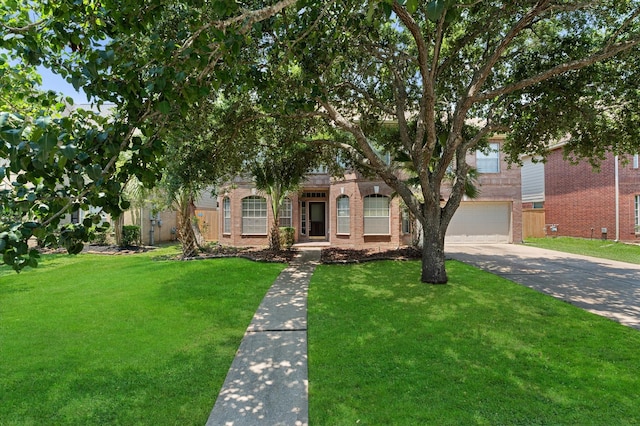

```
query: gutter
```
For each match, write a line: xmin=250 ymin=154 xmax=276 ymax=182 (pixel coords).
xmin=615 ymin=155 xmax=620 ymax=241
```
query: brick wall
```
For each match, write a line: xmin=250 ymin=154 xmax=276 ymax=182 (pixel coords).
xmin=544 ymin=149 xmax=640 ymax=240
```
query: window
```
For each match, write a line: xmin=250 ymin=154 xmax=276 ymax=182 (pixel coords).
xmin=242 ymin=196 xmax=267 ymax=235
xmin=634 ymin=154 xmax=639 ymax=169
xmin=337 ymin=195 xmax=350 ymax=234
xmin=364 ymin=194 xmax=390 ymax=235
xmin=402 ymin=208 xmax=411 ymax=234
xmin=476 ymin=143 xmax=500 ymax=173
xmin=309 ymin=165 xmax=328 ymax=174
xmin=222 ymin=197 xmax=231 ymax=234
xmin=279 ymin=198 xmax=292 ymax=227
xmin=635 ymin=195 xmax=640 ymax=234
xmin=300 ymin=201 xmax=307 ymax=235
xmin=70 ymin=210 xmax=80 ymax=224
xmin=302 ymin=192 xmax=327 ymax=198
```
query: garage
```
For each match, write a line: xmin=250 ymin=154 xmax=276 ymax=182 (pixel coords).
xmin=445 ymin=201 xmax=512 ymax=243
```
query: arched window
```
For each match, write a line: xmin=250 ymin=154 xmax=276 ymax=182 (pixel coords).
xmin=279 ymin=198 xmax=292 ymax=227
xmin=363 ymin=194 xmax=390 ymax=235
xmin=336 ymin=195 xmax=350 ymax=234
xmin=242 ymin=196 xmax=267 ymax=235
xmin=222 ymin=197 xmax=231 ymax=234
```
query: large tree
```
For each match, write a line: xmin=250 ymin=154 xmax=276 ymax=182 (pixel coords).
xmin=249 ymin=0 xmax=640 ymax=283
xmin=0 ymin=0 xmax=297 ymax=271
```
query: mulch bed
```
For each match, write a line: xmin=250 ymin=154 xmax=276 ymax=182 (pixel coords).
xmin=195 ymin=245 xmax=297 ymax=263
xmin=320 ymin=246 xmax=422 ymax=264
xmin=41 ymin=244 xmax=422 ymax=264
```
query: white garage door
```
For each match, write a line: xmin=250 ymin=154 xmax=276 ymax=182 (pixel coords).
xmin=445 ymin=202 xmax=511 ymax=243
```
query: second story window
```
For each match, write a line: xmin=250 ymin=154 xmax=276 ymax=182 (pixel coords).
xmin=476 ymin=143 xmax=500 ymax=173
xmin=309 ymin=165 xmax=328 ymax=174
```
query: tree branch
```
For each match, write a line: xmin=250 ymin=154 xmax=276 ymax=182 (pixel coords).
xmin=475 ymin=39 xmax=640 ymax=103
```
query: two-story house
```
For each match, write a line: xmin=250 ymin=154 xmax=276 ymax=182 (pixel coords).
xmin=217 ymin=137 xmax=523 ymax=248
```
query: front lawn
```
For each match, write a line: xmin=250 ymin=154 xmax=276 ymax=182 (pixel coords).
xmin=308 ymin=260 xmax=640 ymax=424
xmin=0 ymin=246 xmax=285 ymax=425
xmin=525 ymin=236 xmax=640 ymax=264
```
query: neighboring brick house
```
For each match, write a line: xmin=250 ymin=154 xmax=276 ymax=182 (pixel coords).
xmin=217 ymin=137 xmax=522 ymax=248
xmin=544 ymin=148 xmax=640 ymax=241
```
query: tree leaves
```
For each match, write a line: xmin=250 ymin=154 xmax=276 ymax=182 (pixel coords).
xmin=426 ymin=0 xmax=445 ymax=22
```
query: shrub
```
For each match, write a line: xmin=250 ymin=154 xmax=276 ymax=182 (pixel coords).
xmin=279 ymin=227 xmax=295 ymax=249
xmin=90 ymin=222 xmax=113 ymax=245
xmin=121 ymin=225 xmax=140 ymax=247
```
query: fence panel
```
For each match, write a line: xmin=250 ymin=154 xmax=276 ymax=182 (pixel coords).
xmin=195 ymin=209 xmax=219 ymax=242
xmin=522 ymin=209 xmax=546 ymax=239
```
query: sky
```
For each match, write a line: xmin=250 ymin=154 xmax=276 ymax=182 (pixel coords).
xmin=37 ymin=66 xmax=90 ymax=104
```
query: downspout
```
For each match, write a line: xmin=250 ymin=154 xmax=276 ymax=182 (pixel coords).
xmin=615 ymin=155 xmax=620 ymax=242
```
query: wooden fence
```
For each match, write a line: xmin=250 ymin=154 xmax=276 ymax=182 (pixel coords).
xmin=194 ymin=209 xmax=219 ymax=242
xmin=522 ymin=209 xmax=546 ymax=239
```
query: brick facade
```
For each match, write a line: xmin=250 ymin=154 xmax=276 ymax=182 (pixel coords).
xmin=218 ymin=138 xmax=523 ymax=248
xmin=218 ymin=172 xmax=411 ymax=249
xmin=441 ymin=138 xmax=523 ymax=243
xmin=545 ymin=149 xmax=640 ymax=241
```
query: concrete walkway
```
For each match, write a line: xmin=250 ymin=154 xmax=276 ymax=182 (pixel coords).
xmin=446 ymin=243 xmax=640 ymax=330
xmin=206 ymin=249 xmax=320 ymax=426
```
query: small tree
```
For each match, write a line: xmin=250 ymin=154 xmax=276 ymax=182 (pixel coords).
xmin=251 ymin=143 xmax=318 ymax=251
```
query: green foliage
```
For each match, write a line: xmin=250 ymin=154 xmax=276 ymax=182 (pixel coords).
xmin=309 ymin=260 xmax=640 ymax=423
xmin=121 ymin=225 xmax=140 ymax=247
xmin=279 ymin=227 xmax=295 ymax=249
xmin=247 ymin=0 xmax=640 ymax=282
xmin=90 ymin=228 xmax=111 ymax=245
xmin=0 ymin=0 xmax=299 ymax=271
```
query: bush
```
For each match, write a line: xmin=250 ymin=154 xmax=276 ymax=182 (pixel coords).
xmin=90 ymin=222 xmax=113 ymax=245
xmin=91 ymin=231 xmax=111 ymax=245
xmin=279 ymin=227 xmax=295 ymax=249
xmin=121 ymin=225 xmax=140 ymax=247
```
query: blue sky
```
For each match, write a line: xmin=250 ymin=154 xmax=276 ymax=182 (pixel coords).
xmin=38 ymin=66 xmax=90 ymax=104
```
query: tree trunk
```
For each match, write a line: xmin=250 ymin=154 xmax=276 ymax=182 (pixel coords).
xmin=178 ymin=195 xmax=198 ymax=258
xmin=114 ymin=214 xmax=124 ymax=246
xmin=269 ymin=222 xmax=281 ymax=251
xmin=420 ymin=207 xmax=448 ymax=284
xmin=179 ymin=214 xmax=198 ymax=258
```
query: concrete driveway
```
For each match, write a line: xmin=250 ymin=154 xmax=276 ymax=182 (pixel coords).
xmin=446 ymin=243 xmax=640 ymax=330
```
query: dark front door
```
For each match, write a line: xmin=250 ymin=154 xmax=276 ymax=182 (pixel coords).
xmin=309 ymin=202 xmax=326 ymax=237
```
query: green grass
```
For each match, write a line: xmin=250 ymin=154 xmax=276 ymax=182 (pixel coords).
xmin=525 ymin=236 xmax=640 ymax=264
xmin=308 ymin=260 xmax=640 ymax=425
xmin=0 ymin=245 xmax=285 ymax=425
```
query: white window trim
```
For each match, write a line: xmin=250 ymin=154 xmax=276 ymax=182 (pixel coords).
xmin=336 ymin=195 xmax=350 ymax=235
xmin=635 ymin=195 xmax=640 ymax=234
xmin=241 ymin=196 xmax=268 ymax=235
xmin=279 ymin=198 xmax=293 ymax=228
xmin=300 ymin=201 xmax=307 ymax=235
xmin=363 ymin=194 xmax=390 ymax=236
xmin=401 ymin=209 xmax=410 ymax=234
xmin=476 ymin=143 xmax=500 ymax=173
xmin=222 ymin=197 xmax=231 ymax=235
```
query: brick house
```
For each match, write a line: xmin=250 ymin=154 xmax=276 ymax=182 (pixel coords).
xmin=217 ymin=137 xmax=522 ymax=248
xmin=543 ymin=148 xmax=640 ymax=241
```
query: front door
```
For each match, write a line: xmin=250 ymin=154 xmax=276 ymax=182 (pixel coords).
xmin=309 ymin=202 xmax=326 ymax=237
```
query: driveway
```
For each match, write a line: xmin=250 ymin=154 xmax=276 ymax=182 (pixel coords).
xmin=446 ymin=243 xmax=640 ymax=330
